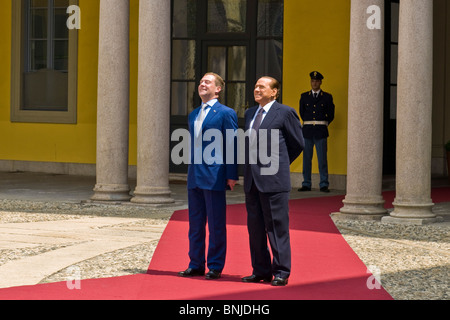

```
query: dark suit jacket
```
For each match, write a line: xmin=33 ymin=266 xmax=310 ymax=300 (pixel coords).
xmin=299 ymin=90 xmax=335 ymax=139
xmin=187 ymin=101 xmax=239 ymax=191
xmin=244 ymin=101 xmax=304 ymax=193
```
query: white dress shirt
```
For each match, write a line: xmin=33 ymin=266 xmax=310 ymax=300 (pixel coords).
xmin=250 ymin=100 xmax=276 ymax=129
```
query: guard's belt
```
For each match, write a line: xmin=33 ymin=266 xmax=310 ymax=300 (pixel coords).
xmin=303 ymin=121 xmax=329 ymax=126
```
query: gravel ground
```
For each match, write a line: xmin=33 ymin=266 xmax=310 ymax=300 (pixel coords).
xmin=0 ymin=199 xmax=176 ymax=220
xmin=0 ymin=199 xmax=448 ymax=300
xmin=332 ymin=215 xmax=449 ymax=300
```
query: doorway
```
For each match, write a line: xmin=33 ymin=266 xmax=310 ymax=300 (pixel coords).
xmin=383 ymin=0 xmax=399 ymax=175
xmin=203 ymin=43 xmax=250 ymax=118
xmin=170 ymin=0 xmax=284 ymax=174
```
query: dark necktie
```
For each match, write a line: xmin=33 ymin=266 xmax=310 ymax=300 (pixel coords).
xmin=252 ymin=108 xmax=265 ymax=132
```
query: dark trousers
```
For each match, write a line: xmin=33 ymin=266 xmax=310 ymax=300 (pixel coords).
xmin=245 ymin=182 xmax=291 ymax=279
xmin=187 ymin=187 xmax=227 ymax=272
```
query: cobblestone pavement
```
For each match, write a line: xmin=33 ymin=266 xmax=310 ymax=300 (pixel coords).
xmin=0 ymin=172 xmax=448 ymax=300
xmin=332 ymin=205 xmax=450 ymax=300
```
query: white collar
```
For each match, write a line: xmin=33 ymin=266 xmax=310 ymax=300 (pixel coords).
xmin=203 ymin=98 xmax=218 ymax=108
xmin=258 ymin=100 xmax=276 ymax=113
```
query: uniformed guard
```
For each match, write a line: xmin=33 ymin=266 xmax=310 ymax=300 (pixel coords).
xmin=298 ymin=71 xmax=335 ymax=193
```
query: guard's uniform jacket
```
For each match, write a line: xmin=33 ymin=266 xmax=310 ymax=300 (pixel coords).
xmin=299 ymin=90 xmax=335 ymax=139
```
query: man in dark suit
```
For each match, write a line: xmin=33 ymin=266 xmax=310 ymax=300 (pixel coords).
xmin=242 ymin=76 xmax=304 ymax=286
xmin=178 ymin=73 xmax=238 ymax=280
xmin=298 ymin=71 xmax=335 ymax=193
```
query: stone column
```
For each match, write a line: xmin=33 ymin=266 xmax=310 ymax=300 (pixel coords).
xmin=91 ymin=0 xmax=131 ymax=202
xmin=333 ymin=0 xmax=387 ymax=220
xmin=382 ymin=0 xmax=437 ymax=225
xmin=131 ymin=0 xmax=174 ymax=204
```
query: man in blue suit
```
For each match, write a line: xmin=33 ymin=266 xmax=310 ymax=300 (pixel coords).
xmin=242 ymin=77 xmax=304 ymax=286
xmin=178 ymin=73 xmax=238 ymax=280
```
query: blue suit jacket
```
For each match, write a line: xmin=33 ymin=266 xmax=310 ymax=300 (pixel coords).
xmin=187 ymin=101 xmax=239 ymax=191
xmin=244 ymin=101 xmax=304 ymax=193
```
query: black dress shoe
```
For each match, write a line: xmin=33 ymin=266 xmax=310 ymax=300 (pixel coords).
xmin=298 ymin=186 xmax=311 ymax=192
xmin=241 ymin=274 xmax=272 ymax=283
xmin=320 ymin=186 xmax=330 ymax=193
xmin=178 ymin=268 xmax=205 ymax=277
xmin=205 ymin=269 xmax=222 ymax=280
xmin=271 ymin=277 xmax=289 ymax=286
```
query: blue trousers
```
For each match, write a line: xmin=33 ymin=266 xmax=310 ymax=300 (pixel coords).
xmin=302 ymin=137 xmax=329 ymax=189
xmin=187 ymin=187 xmax=227 ymax=272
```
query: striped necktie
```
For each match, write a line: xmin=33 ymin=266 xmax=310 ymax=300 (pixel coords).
xmin=252 ymin=108 xmax=265 ymax=132
xmin=195 ymin=104 xmax=208 ymax=137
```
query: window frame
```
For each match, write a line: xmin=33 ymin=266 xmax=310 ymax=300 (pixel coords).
xmin=169 ymin=0 xmax=284 ymax=175
xmin=383 ymin=0 xmax=399 ymax=175
xmin=170 ymin=0 xmax=283 ymax=120
xmin=10 ymin=0 xmax=78 ymax=124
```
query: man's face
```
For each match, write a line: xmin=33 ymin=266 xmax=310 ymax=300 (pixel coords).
xmin=311 ymin=79 xmax=322 ymax=91
xmin=254 ymin=77 xmax=277 ymax=106
xmin=198 ymin=74 xmax=221 ymax=102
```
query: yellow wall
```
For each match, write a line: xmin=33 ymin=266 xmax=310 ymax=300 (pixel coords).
xmin=0 ymin=0 xmax=12 ymax=154
xmin=284 ymin=0 xmax=350 ymax=175
xmin=0 ymin=0 xmax=139 ymax=166
xmin=0 ymin=0 xmax=350 ymax=175
xmin=1 ymin=0 xmax=96 ymax=164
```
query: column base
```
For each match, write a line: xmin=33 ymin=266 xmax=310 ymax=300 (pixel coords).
xmin=331 ymin=212 xmax=387 ymax=221
xmin=91 ymin=183 xmax=131 ymax=202
xmin=332 ymin=197 xmax=388 ymax=221
xmin=383 ymin=200 xmax=439 ymax=225
xmin=381 ymin=215 xmax=443 ymax=226
xmin=131 ymin=186 xmax=174 ymax=205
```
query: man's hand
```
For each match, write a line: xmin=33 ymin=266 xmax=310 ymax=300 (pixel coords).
xmin=227 ymin=179 xmax=237 ymax=191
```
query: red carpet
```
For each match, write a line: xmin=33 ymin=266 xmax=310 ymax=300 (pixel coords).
xmin=1 ymin=187 xmax=448 ymax=300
